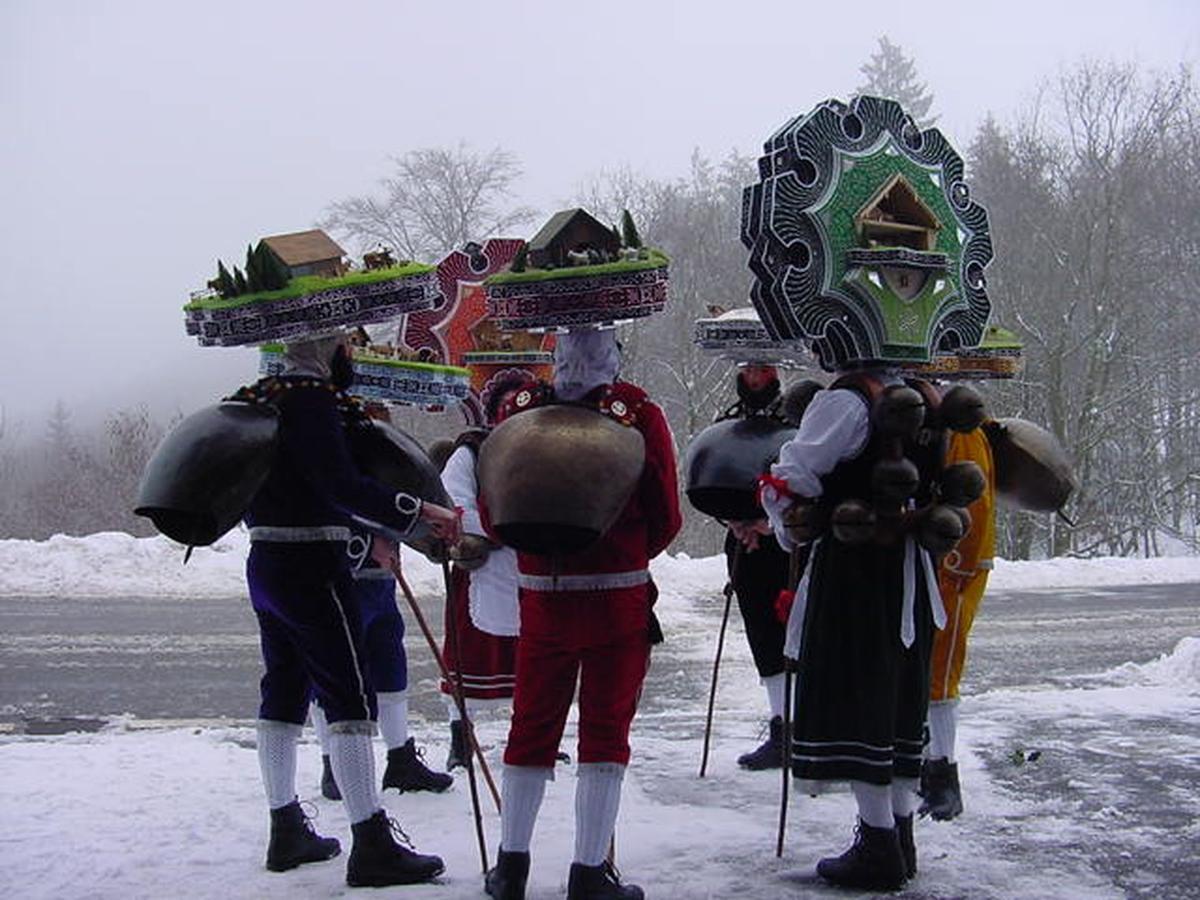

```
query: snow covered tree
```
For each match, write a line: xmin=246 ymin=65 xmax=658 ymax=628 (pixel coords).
xmin=857 ymin=36 xmax=938 ymax=126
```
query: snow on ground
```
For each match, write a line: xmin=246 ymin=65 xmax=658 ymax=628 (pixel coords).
xmin=3 ymin=529 xmax=1200 ymax=600
xmin=1 ymin=534 xmax=1198 ymax=898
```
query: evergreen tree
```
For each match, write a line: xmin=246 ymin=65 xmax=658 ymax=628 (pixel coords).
xmin=233 ymin=267 xmax=248 ymax=295
xmin=245 ymin=244 xmax=263 ymax=293
xmin=620 ymin=209 xmax=642 ymax=248
xmin=856 ymin=36 xmax=938 ymax=126
xmin=256 ymin=242 xmax=290 ymax=289
xmin=216 ymin=260 xmax=237 ymax=298
xmin=510 ymin=243 xmax=528 ymax=272
xmin=610 ymin=223 xmax=623 ymax=246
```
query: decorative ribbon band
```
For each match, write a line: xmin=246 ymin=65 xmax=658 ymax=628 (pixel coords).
xmin=757 ymin=473 xmax=796 ymax=505
xmin=517 ymin=569 xmax=650 ymax=592
xmin=249 ymin=526 xmax=351 ymax=543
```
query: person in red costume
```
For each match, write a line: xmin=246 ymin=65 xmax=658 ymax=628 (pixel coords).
xmin=484 ymin=328 xmax=681 ymax=900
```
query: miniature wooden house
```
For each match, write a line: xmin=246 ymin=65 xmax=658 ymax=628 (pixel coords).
xmin=526 ymin=208 xmax=621 ymax=269
xmin=260 ymin=229 xmax=347 ymax=279
xmin=854 ymin=175 xmax=942 ymax=251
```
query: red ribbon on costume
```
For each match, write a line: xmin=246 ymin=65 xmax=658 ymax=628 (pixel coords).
xmin=756 ymin=473 xmax=795 ymax=506
xmin=774 ymin=588 xmax=795 ymax=624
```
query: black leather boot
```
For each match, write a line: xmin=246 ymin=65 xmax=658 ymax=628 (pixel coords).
xmin=382 ymin=738 xmax=453 ymax=793
xmin=265 ymin=801 xmax=340 ymax=872
xmin=919 ymin=757 xmax=964 ymax=820
xmin=737 ymin=716 xmax=784 ymax=770
xmin=346 ymin=810 xmax=444 ymax=887
xmin=566 ymin=860 xmax=645 ymax=899
xmin=895 ymin=813 xmax=917 ymax=879
xmin=320 ymin=754 xmax=341 ymax=801
xmin=815 ymin=820 xmax=906 ymax=891
xmin=484 ymin=848 xmax=530 ymax=900
xmin=446 ymin=720 xmax=470 ymax=771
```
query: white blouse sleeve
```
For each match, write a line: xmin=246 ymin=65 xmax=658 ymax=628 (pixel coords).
xmin=440 ymin=445 xmax=485 ymax=537
xmin=762 ymin=388 xmax=871 ymax=550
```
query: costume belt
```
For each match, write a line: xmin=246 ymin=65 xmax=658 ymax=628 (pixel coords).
xmin=351 ymin=567 xmax=395 ymax=582
xmin=517 ymin=569 xmax=649 ymax=592
xmin=249 ymin=525 xmax=351 ymax=543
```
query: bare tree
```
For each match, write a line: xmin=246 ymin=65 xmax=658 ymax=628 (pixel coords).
xmin=321 ymin=144 xmax=537 ymax=260
xmin=972 ymin=60 xmax=1200 ymax=558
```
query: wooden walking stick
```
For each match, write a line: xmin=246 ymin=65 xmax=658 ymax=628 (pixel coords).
xmin=390 ymin=561 xmax=492 ymax=873
xmin=391 ymin=562 xmax=501 ymax=810
xmin=776 ymin=545 xmax=804 ymax=858
xmin=699 ymin=540 xmax=741 ymax=778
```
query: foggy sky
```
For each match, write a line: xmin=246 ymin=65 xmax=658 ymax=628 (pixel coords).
xmin=2 ymin=0 xmax=1196 ymax=432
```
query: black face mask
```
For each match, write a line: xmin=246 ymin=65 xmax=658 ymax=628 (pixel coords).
xmin=737 ymin=374 xmax=780 ymax=411
xmin=330 ymin=345 xmax=355 ymax=391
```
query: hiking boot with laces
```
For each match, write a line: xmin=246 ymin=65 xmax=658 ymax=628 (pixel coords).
xmin=346 ymin=810 xmax=444 ymax=887
xmin=737 ymin=715 xmax=784 ymax=770
xmin=320 ymin=753 xmax=341 ymax=801
xmin=566 ymin=860 xmax=644 ymax=900
xmin=918 ymin=757 xmax=964 ymax=821
xmin=485 ymin=848 xmax=530 ymax=900
xmin=265 ymin=800 xmax=340 ymax=872
xmin=815 ymin=819 xmax=906 ymax=891
xmin=382 ymin=738 xmax=453 ymax=793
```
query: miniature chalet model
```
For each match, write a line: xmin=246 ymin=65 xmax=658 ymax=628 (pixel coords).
xmin=259 ymin=229 xmax=348 ymax=279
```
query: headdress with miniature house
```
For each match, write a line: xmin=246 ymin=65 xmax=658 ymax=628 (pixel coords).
xmin=741 ymin=96 xmax=994 ymax=370
xmin=183 ymin=228 xmax=438 ymax=347
xmin=484 ymin=209 xmax=669 ymax=331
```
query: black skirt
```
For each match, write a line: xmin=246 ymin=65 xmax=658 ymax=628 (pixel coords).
xmin=790 ymin=536 xmax=933 ymax=785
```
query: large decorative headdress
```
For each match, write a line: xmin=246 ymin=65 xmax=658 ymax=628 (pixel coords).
xmin=741 ymin=96 xmax=993 ymax=370
xmin=484 ymin=209 xmax=668 ymax=332
xmin=183 ymin=229 xmax=438 ymax=347
xmin=398 ymin=239 xmax=555 ymax=426
xmin=693 ymin=306 xmax=811 ymax=368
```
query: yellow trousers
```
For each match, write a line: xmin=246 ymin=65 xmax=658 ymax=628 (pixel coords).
xmin=930 ymin=567 xmax=989 ymax=702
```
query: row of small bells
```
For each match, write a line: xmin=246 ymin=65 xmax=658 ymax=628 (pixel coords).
xmin=788 ymin=384 xmax=988 ymax=555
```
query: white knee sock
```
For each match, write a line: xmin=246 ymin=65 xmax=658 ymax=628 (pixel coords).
xmin=501 ymin=765 xmax=552 ymax=853
xmin=851 ymin=780 xmax=893 ymax=829
xmin=377 ymin=691 xmax=409 ymax=750
xmin=891 ymin=777 xmax=919 ymax=818
xmin=328 ymin=723 xmax=381 ymax=824
xmin=574 ymin=763 xmax=625 ymax=866
xmin=928 ymin=700 xmax=959 ymax=762
xmin=763 ymin=673 xmax=786 ymax=720
xmin=257 ymin=720 xmax=302 ymax=810
xmin=310 ymin=703 xmax=330 ymax=754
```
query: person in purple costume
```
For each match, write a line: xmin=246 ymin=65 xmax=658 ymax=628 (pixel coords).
xmin=244 ymin=332 xmax=460 ymax=888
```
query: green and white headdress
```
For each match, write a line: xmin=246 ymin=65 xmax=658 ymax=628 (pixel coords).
xmin=741 ymin=96 xmax=993 ymax=370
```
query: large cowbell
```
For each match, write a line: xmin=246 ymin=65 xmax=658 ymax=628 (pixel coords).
xmin=345 ymin=418 xmax=452 ymax=552
xmin=986 ymin=418 xmax=1076 ymax=512
xmin=478 ymin=405 xmax=645 ymax=555
xmin=135 ymin=401 xmax=278 ymax=546
xmin=685 ymin=418 xmax=796 ymax=521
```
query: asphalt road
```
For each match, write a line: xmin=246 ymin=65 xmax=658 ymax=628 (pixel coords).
xmin=0 ymin=583 xmax=1197 ymax=729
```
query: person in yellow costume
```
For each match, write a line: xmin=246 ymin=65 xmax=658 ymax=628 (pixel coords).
xmin=920 ymin=424 xmax=996 ymax=820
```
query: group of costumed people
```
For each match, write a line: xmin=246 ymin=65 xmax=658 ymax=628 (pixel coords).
xmin=136 ymin=94 xmax=1073 ymax=899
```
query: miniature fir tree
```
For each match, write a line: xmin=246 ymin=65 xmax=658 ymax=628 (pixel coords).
xmin=233 ymin=267 xmax=248 ymax=295
xmin=510 ymin=243 xmax=528 ymax=272
xmin=620 ymin=210 xmax=642 ymax=249
xmin=256 ymin=242 xmax=290 ymax=290
xmin=856 ymin=36 xmax=938 ymax=127
xmin=610 ymin=223 xmax=623 ymax=246
xmin=216 ymin=260 xmax=237 ymax=298
xmin=245 ymin=244 xmax=263 ymax=293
